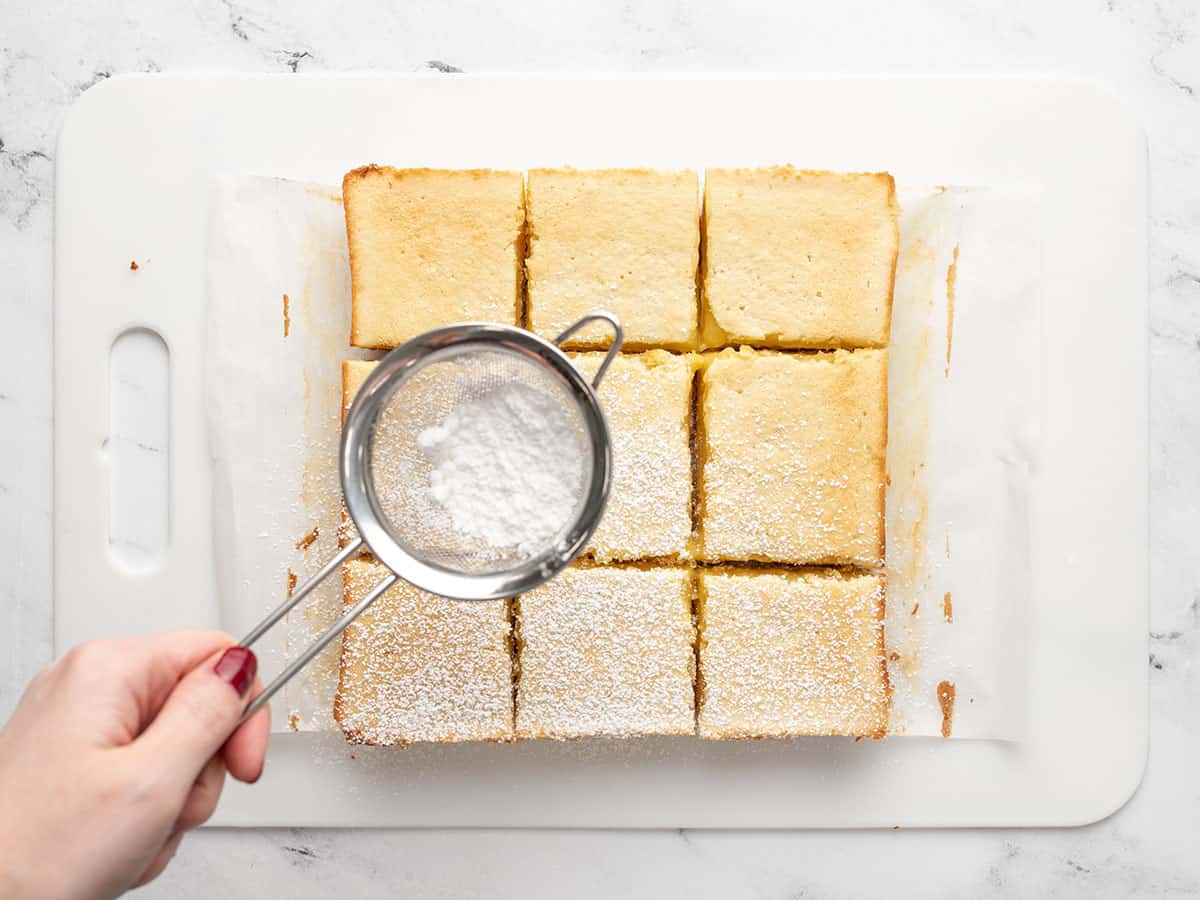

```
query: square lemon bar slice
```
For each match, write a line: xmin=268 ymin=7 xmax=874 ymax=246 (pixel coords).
xmin=526 ymin=168 xmax=699 ymax=350
xmin=702 ymin=167 xmax=898 ymax=349
xmin=515 ymin=566 xmax=695 ymax=739
xmin=343 ymin=166 xmax=525 ymax=348
xmin=572 ymin=350 xmax=698 ymax=561
xmin=334 ymin=560 xmax=514 ymax=746
xmin=698 ymin=347 xmax=887 ymax=567
xmin=697 ymin=569 xmax=889 ymax=739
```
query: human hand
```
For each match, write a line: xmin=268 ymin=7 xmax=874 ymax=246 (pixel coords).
xmin=0 ymin=631 xmax=270 ymax=899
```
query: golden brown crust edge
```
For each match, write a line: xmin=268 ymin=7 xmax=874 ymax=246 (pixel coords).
xmin=517 ymin=175 xmax=529 ymax=329
xmin=330 ymin=566 xmax=358 ymax=741
xmin=881 ymin=172 xmax=899 ymax=349
xmin=876 ymin=347 xmax=890 ymax=567
xmin=341 ymin=169 xmax=368 ymax=349
xmin=345 ymin=164 xmax=519 ymax=182
xmin=874 ymin=573 xmax=892 ymax=739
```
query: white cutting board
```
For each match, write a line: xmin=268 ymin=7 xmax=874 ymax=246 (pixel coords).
xmin=54 ymin=74 xmax=1147 ymax=827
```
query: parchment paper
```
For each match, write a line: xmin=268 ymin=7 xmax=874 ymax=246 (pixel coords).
xmin=206 ymin=177 xmax=372 ymax=732
xmin=885 ymin=187 xmax=1038 ymax=739
xmin=206 ymin=176 xmax=1038 ymax=739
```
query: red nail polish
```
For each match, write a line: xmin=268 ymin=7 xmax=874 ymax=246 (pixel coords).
xmin=214 ymin=647 xmax=257 ymax=698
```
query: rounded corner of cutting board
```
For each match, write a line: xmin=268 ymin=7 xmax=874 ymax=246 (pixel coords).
xmin=1060 ymin=740 xmax=1149 ymax=828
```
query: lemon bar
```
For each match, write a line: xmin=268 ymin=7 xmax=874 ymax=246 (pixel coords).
xmin=337 ymin=361 xmax=379 ymax=550
xmin=698 ymin=347 xmax=887 ymax=566
xmin=334 ymin=559 xmax=514 ymax=746
xmin=571 ymin=350 xmax=698 ymax=561
xmin=526 ymin=168 xmax=699 ymax=350
xmin=515 ymin=566 xmax=695 ymax=739
xmin=343 ymin=166 xmax=524 ymax=348
xmin=702 ymin=167 xmax=898 ymax=349
xmin=697 ymin=569 xmax=889 ymax=739
xmin=341 ymin=359 xmax=375 ymax=420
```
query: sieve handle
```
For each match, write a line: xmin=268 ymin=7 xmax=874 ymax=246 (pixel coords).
xmin=234 ymin=537 xmax=397 ymax=726
xmin=553 ymin=311 xmax=625 ymax=388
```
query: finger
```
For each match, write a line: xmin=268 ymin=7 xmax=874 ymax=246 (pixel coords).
xmin=222 ymin=675 xmax=271 ymax=783
xmin=61 ymin=630 xmax=240 ymax=741
xmin=132 ymin=831 xmax=184 ymax=889
xmin=121 ymin=630 xmax=239 ymax=731
xmin=176 ymin=754 xmax=226 ymax=832
xmin=128 ymin=628 xmax=236 ymax=679
xmin=33 ymin=636 xmax=190 ymax=747
xmin=133 ymin=646 xmax=257 ymax=793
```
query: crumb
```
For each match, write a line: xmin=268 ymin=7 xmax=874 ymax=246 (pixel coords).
xmin=129 ymin=261 xmax=139 ymax=271
xmin=945 ymin=245 xmax=959 ymax=376
xmin=287 ymin=569 xmax=298 ymax=597
xmin=295 ymin=526 xmax=319 ymax=551
xmin=937 ymin=680 xmax=956 ymax=738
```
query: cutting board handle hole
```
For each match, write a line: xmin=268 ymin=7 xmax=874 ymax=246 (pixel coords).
xmin=108 ymin=328 xmax=170 ymax=572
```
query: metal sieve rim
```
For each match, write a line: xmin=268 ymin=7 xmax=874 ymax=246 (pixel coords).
xmin=340 ymin=321 xmax=614 ymax=601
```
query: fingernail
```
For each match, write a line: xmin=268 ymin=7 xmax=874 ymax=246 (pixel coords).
xmin=214 ymin=647 xmax=257 ymax=698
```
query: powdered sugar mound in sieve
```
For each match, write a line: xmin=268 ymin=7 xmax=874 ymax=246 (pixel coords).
xmin=415 ymin=381 xmax=586 ymax=552
xmin=366 ymin=350 xmax=593 ymax=572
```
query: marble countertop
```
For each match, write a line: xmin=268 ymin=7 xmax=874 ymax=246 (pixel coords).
xmin=2 ymin=0 xmax=1198 ymax=896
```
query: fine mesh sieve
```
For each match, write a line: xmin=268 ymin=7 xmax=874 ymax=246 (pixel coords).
xmin=235 ymin=312 xmax=624 ymax=722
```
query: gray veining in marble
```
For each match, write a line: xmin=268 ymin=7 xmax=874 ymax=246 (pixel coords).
xmin=2 ymin=0 xmax=1198 ymax=897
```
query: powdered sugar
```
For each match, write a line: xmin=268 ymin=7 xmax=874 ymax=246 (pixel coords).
xmin=415 ymin=380 xmax=587 ymax=554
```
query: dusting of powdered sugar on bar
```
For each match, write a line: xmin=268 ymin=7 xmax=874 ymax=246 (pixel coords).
xmin=335 ymin=559 xmax=514 ymax=746
xmin=515 ymin=566 xmax=696 ymax=739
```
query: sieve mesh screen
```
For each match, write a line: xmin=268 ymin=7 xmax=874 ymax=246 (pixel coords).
xmin=365 ymin=346 xmax=594 ymax=576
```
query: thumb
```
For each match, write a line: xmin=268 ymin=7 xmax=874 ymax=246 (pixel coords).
xmin=135 ymin=646 xmax=257 ymax=791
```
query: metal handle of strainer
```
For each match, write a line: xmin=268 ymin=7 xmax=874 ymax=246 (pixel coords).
xmin=233 ymin=311 xmax=624 ymax=725
xmin=552 ymin=311 xmax=624 ymax=387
